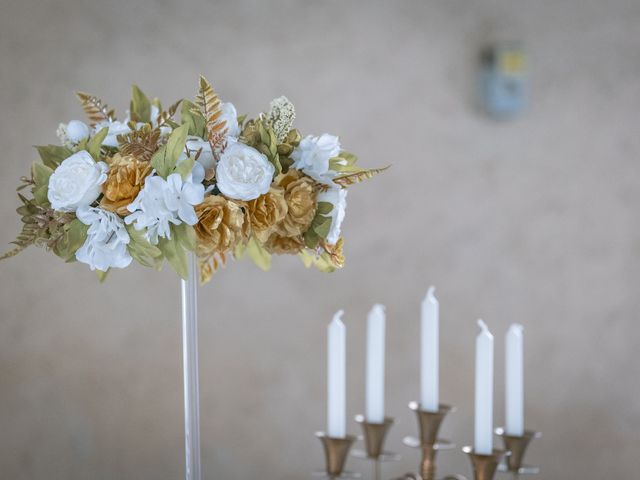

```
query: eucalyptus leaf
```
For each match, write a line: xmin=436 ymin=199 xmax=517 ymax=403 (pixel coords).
xmin=316 ymin=202 xmax=334 ymax=216
xmin=181 ymin=100 xmax=205 ymax=137
xmin=174 ymin=157 xmax=195 ymax=180
xmin=246 ymin=236 xmax=271 ymax=271
xmin=88 ymin=127 xmax=108 ymax=158
xmin=35 ymin=145 xmax=72 ymax=169
xmin=130 ymin=85 xmax=151 ymax=123
xmin=158 ymin=235 xmax=188 ymax=279
xmin=152 ymin=124 xmax=189 ymax=178
xmin=173 ymin=223 xmax=197 ymax=252
xmin=96 ymin=269 xmax=110 ymax=282
xmin=312 ymin=215 xmax=332 ymax=239
xmin=126 ymin=224 xmax=163 ymax=269
xmin=32 ymin=163 xmax=53 ymax=187
xmin=53 ymin=219 xmax=88 ymax=261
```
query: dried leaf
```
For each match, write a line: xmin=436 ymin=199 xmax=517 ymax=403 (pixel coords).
xmin=333 ymin=166 xmax=390 ymax=187
xmin=193 ymin=76 xmax=227 ymax=157
xmin=75 ymin=91 xmax=115 ymax=126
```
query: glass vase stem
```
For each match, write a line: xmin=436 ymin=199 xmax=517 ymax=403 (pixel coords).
xmin=181 ymin=253 xmax=202 ymax=480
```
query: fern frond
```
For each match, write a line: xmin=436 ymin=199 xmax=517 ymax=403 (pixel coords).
xmin=75 ymin=91 xmax=115 ymax=126
xmin=333 ymin=166 xmax=390 ymax=187
xmin=193 ymin=76 xmax=228 ymax=157
xmin=198 ymin=250 xmax=227 ymax=284
xmin=156 ymin=99 xmax=182 ymax=127
xmin=118 ymin=127 xmax=161 ymax=161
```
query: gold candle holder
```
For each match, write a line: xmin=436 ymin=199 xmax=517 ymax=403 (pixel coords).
xmin=462 ymin=446 xmax=509 ymax=480
xmin=495 ymin=428 xmax=541 ymax=476
xmin=402 ymin=402 xmax=456 ymax=480
xmin=352 ymin=415 xmax=398 ymax=480
xmin=315 ymin=432 xmax=358 ymax=478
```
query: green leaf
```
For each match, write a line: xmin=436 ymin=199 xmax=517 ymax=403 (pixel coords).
xmin=173 ymin=223 xmax=197 ymax=252
xmin=152 ymin=123 xmax=189 ymax=178
xmin=130 ymin=85 xmax=151 ymax=123
xmin=96 ymin=269 xmax=109 ymax=282
xmin=246 ymin=236 xmax=271 ymax=271
xmin=311 ymin=215 xmax=332 ymax=239
xmin=234 ymin=241 xmax=247 ymax=260
xmin=87 ymin=127 xmax=108 ymax=158
xmin=52 ymin=219 xmax=88 ymax=261
xmin=157 ymin=235 xmax=188 ymax=279
xmin=316 ymin=202 xmax=334 ymax=216
xmin=125 ymin=224 xmax=163 ymax=269
xmin=181 ymin=100 xmax=206 ymax=137
xmin=174 ymin=157 xmax=195 ymax=180
xmin=32 ymin=163 xmax=53 ymax=187
xmin=329 ymin=151 xmax=358 ymax=172
xmin=35 ymin=145 xmax=72 ymax=169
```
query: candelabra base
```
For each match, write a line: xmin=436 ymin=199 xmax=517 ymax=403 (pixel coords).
xmin=315 ymin=432 xmax=358 ymax=479
xmin=495 ymin=428 xmax=541 ymax=476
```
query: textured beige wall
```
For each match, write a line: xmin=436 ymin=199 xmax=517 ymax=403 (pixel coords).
xmin=1 ymin=1 xmax=639 ymax=479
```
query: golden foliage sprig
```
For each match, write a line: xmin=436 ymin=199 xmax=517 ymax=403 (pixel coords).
xmin=155 ymin=99 xmax=182 ymax=128
xmin=193 ymin=76 xmax=227 ymax=158
xmin=198 ymin=251 xmax=227 ymax=284
xmin=75 ymin=91 xmax=115 ymax=126
xmin=332 ymin=166 xmax=390 ymax=188
xmin=118 ymin=126 xmax=161 ymax=161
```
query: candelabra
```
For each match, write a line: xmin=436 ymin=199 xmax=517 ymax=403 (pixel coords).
xmin=314 ymin=409 xmax=541 ymax=480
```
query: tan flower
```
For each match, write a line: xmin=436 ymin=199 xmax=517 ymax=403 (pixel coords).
xmin=275 ymin=169 xmax=317 ymax=237
xmin=265 ymin=233 xmax=305 ymax=255
xmin=100 ymin=154 xmax=152 ymax=215
xmin=195 ymin=196 xmax=247 ymax=254
xmin=245 ymin=187 xmax=288 ymax=242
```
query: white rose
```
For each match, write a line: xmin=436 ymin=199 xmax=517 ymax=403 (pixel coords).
xmin=291 ymin=134 xmax=341 ymax=185
xmin=47 ymin=150 xmax=108 ymax=212
xmin=317 ymin=187 xmax=348 ymax=245
xmin=94 ymin=120 xmax=131 ymax=147
xmin=75 ymin=206 xmax=132 ymax=271
xmin=220 ymin=102 xmax=240 ymax=138
xmin=216 ymin=142 xmax=274 ymax=201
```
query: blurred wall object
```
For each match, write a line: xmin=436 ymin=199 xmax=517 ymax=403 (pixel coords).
xmin=479 ymin=41 xmax=528 ymax=119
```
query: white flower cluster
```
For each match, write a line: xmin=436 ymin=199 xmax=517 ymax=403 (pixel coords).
xmin=75 ymin=206 xmax=132 ymax=271
xmin=291 ymin=134 xmax=341 ymax=186
xmin=125 ymin=165 xmax=205 ymax=244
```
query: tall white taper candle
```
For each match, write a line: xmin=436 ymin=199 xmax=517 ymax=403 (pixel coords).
xmin=474 ymin=319 xmax=494 ymax=455
xmin=366 ymin=304 xmax=386 ymax=423
xmin=505 ymin=324 xmax=524 ymax=436
xmin=328 ymin=310 xmax=346 ymax=438
xmin=421 ymin=286 xmax=439 ymax=412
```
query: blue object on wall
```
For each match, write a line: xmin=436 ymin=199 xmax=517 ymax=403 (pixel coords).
xmin=479 ymin=42 xmax=528 ymax=119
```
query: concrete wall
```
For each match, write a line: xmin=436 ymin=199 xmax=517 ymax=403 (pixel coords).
xmin=1 ymin=1 xmax=638 ymax=478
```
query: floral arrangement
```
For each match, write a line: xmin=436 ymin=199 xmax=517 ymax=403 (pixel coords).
xmin=1 ymin=77 xmax=386 ymax=283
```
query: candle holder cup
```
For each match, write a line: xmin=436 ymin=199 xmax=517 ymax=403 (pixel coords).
xmin=315 ymin=432 xmax=359 ymax=479
xmin=352 ymin=415 xmax=399 ymax=480
xmin=402 ymin=402 xmax=456 ymax=480
xmin=494 ymin=428 xmax=541 ymax=476
xmin=462 ymin=446 xmax=509 ymax=480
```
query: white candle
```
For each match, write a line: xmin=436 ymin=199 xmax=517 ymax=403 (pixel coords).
xmin=474 ymin=319 xmax=494 ymax=455
xmin=327 ymin=310 xmax=346 ymax=438
xmin=366 ymin=304 xmax=386 ymax=423
xmin=420 ymin=286 xmax=439 ymax=412
xmin=505 ymin=324 xmax=524 ymax=436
